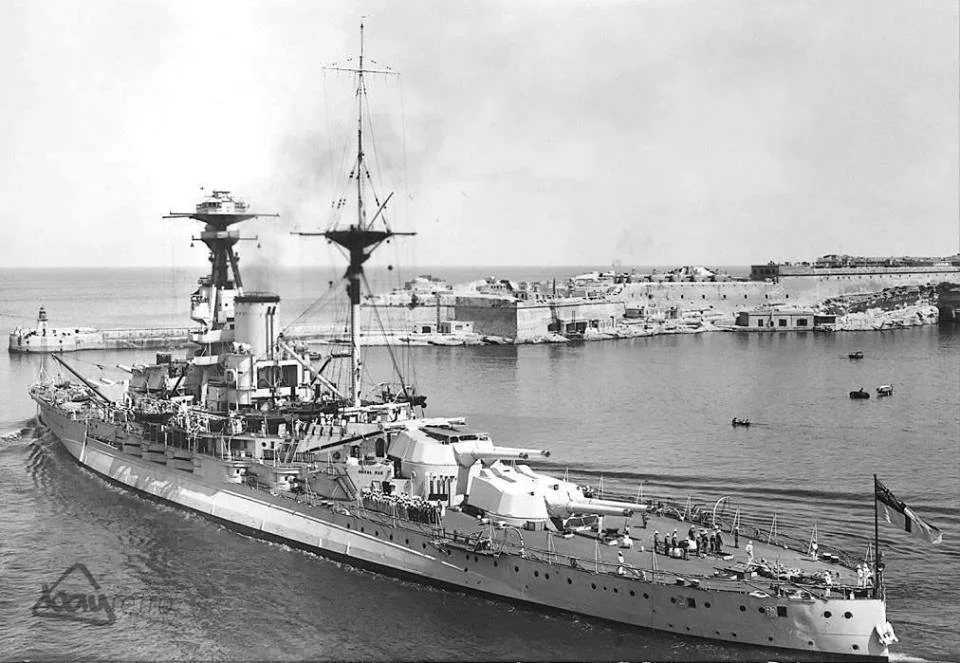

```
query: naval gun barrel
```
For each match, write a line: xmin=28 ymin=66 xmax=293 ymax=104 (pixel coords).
xmin=577 ymin=496 xmax=648 ymax=512
xmin=455 ymin=446 xmax=550 ymax=466
xmin=564 ymin=500 xmax=635 ymax=517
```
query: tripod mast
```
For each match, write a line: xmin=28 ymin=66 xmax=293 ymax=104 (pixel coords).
xmin=298 ymin=22 xmax=414 ymax=407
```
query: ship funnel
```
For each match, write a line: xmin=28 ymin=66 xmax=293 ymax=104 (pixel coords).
xmin=234 ymin=292 xmax=280 ymax=358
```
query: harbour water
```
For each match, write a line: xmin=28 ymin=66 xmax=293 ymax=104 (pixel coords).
xmin=1 ymin=268 xmax=958 ymax=662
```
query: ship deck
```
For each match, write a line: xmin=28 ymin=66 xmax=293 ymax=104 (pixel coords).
xmin=431 ymin=508 xmax=869 ymax=601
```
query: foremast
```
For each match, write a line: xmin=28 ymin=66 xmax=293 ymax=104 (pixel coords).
xmin=299 ymin=22 xmax=414 ymax=407
xmin=164 ymin=191 xmax=279 ymax=332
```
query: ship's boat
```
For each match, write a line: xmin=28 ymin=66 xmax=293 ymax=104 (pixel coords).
xmin=850 ymin=389 xmax=871 ymax=399
xmin=731 ymin=417 xmax=751 ymax=427
xmin=849 ymin=351 xmax=865 ymax=359
xmin=29 ymin=24 xmax=899 ymax=660
xmin=876 ymin=385 xmax=893 ymax=397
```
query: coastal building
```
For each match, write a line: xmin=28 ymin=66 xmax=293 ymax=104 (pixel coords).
xmin=735 ymin=307 xmax=836 ymax=330
xmin=438 ymin=320 xmax=473 ymax=334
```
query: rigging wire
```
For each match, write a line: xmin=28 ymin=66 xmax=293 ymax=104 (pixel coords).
xmin=362 ymin=271 xmax=414 ymax=397
xmin=279 ymin=277 xmax=343 ymax=335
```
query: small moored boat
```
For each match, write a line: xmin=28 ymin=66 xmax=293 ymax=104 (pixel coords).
xmin=849 ymin=388 xmax=870 ymax=399
xmin=848 ymin=351 xmax=864 ymax=359
xmin=876 ymin=384 xmax=893 ymax=397
xmin=731 ymin=417 xmax=751 ymax=427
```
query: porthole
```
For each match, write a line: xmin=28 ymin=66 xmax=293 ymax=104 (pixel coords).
xmin=629 ymin=590 xmax=635 ymax=597
xmin=591 ymin=583 xmax=597 ymax=590
xmin=567 ymin=578 xmax=572 ymax=585
xmin=474 ymin=556 xmax=479 ymax=563
xmin=704 ymin=602 xmax=711 ymax=608
xmin=347 ymin=523 xmax=351 ymax=529
xmin=643 ymin=593 xmax=649 ymax=599
xmin=768 ymin=637 xmax=774 ymax=642
xmin=844 ymin=611 xmax=853 ymax=619
xmin=545 ymin=573 xmax=550 ymax=580
xmin=808 ymin=641 xmax=814 ymax=647
xmin=685 ymin=627 xmax=690 ymax=632
xmin=732 ymin=633 xmax=737 ymax=638
xmin=464 ymin=567 xmax=468 ymax=573
xmin=852 ymin=645 xmax=860 ymax=651
xmin=515 ymin=566 xmax=520 ymax=573
xmin=613 ymin=588 xmax=618 ymax=594
xmin=534 ymin=571 xmax=539 ymax=578
xmin=360 ymin=527 xmax=365 ymax=533
xmin=670 ymin=597 xmax=677 ymax=604
xmin=668 ymin=623 xmax=673 ymax=628
xmin=602 ymin=586 xmax=608 ymax=592
xmin=374 ymin=530 xmax=378 ymax=537
xmin=493 ymin=561 xmax=498 ymax=568
xmin=389 ymin=534 xmax=393 ymax=541
xmin=422 ymin=543 xmax=427 ymax=549
xmin=824 ymin=611 xmax=832 ymax=618
xmin=758 ymin=607 xmax=766 ymax=614
xmin=739 ymin=605 xmax=746 ymax=612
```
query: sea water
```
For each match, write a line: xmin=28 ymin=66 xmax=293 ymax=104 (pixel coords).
xmin=1 ymin=268 xmax=957 ymax=662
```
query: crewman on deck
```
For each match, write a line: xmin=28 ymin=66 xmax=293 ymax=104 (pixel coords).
xmin=715 ymin=529 xmax=724 ymax=554
xmin=653 ymin=531 xmax=660 ymax=554
xmin=620 ymin=527 xmax=633 ymax=549
xmin=745 ymin=540 xmax=754 ymax=563
xmin=671 ymin=530 xmax=678 ymax=553
xmin=616 ymin=551 xmax=626 ymax=576
xmin=857 ymin=564 xmax=865 ymax=588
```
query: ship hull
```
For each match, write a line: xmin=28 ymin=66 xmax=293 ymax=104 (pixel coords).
xmin=34 ymin=398 xmax=890 ymax=660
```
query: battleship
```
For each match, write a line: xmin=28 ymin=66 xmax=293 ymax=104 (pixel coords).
xmin=31 ymin=25 xmax=900 ymax=660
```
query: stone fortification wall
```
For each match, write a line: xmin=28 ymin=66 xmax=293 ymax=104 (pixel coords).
xmin=774 ymin=270 xmax=960 ymax=306
xmin=454 ymin=296 xmax=626 ymax=341
xmin=454 ymin=296 xmax=519 ymax=339
xmin=777 ymin=264 xmax=960 ymax=277
xmin=516 ymin=300 xmax=625 ymax=339
xmin=620 ymin=281 xmax=784 ymax=315
xmin=619 ymin=269 xmax=960 ymax=315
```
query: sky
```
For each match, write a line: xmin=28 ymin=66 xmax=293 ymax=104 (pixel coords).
xmin=1 ymin=0 xmax=957 ymax=271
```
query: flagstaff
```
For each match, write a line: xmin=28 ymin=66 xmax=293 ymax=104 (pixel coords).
xmin=873 ymin=474 xmax=880 ymax=599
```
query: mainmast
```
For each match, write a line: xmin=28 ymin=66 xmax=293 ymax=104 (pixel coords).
xmin=298 ymin=22 xmax=414 ymax=408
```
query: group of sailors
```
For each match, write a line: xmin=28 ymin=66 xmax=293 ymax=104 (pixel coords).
xmin=653 ymin=526 xmax=725 ymax=559
xmin=360 ymin=489 xmax=444 ymax=525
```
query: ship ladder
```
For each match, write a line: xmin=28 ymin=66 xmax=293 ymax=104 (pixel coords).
xmin=334 ymin=472 xmax=358 ymax=501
